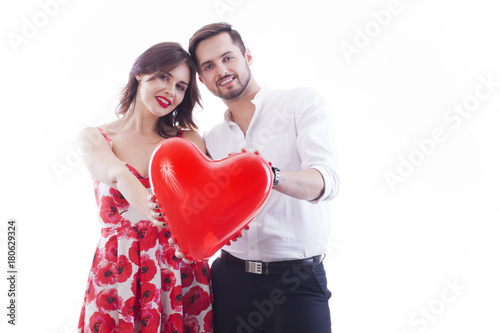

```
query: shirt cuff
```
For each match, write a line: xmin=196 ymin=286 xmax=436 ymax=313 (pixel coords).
xmin=309 ymin=166 xmax=339 ymax=204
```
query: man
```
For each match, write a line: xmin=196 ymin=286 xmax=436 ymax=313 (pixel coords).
xmin=188 ymin=23 xmax=339 ymax=333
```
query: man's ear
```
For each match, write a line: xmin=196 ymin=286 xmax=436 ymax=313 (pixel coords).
xmin=245 ymin=48 xmax=253 ymax=66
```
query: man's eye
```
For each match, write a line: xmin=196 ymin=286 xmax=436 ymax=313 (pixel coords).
xmin=224 ymin=56 xmax=233 ymax=61
xmin=204 ymin=64 xmax=213 ymax=70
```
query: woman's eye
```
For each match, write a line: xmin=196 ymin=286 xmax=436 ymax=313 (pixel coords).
xmin=176 ymin=85 xmax=185 ymax=91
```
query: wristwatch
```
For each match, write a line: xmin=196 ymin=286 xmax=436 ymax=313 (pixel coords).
xmin=271 ymin=166 xmax=281 ymax=189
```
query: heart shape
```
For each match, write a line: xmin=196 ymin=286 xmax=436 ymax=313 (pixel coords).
xmin=149 ymin=137 xmax=273 ymax=261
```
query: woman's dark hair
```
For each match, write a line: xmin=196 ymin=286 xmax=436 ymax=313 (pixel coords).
xmin=116 ymin=42 xmax=201 ymax=137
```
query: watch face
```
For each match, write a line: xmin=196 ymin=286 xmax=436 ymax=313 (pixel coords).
xmin=272 ymin=167 xmax=280 ymax=188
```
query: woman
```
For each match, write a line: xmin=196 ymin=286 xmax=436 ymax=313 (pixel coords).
xmin=77 ymin=42 xmax=213 ymax=333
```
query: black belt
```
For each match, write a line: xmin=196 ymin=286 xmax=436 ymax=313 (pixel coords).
xmin=220 ymin=250 xmax=324 ymax=275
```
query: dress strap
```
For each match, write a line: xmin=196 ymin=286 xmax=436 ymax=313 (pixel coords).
xmin=176 ymin=130 xmax=184 ymax=137
xmin=96 ymin=127 xmax=113 ymax=148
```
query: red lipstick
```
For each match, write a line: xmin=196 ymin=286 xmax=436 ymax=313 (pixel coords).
xmin=156 ymin=96 xmax=172 ymax=108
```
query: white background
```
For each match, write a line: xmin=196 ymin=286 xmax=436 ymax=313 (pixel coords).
xmin=1 ymin=0 xmax=499 ymax=332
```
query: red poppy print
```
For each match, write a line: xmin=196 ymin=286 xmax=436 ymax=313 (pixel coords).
xmin=193 ymin=262 xmax=210 ymax=285
xmin=113 ymin=221 xmax=135 ymax=239
xmin=119 ymin=319 xmax=134 ymax=333
xmin=165 ymin=313 xmax=184 ymax=333
xmin=140 ymin=177 xmax=150 ymax=188
xmin=181 ymin=265 xmax=194 ymax=287
xmin=95 ymin=261 xmax=117 ymax=287
xmin=109 ymin=187 xmax=129 ymax=209
xmin=170 ymin=285 xmax=183 ymax=311
xmin=141 ymin=282 xmax=160 ymax=305
xmin=158 ymin=227 xmax=172 ymax=246
xmin=101 ymin=228 xmax=113 ymax=238
xmin=140 ymin=308 xmax=160 ymax=333
xmin=99 ymin=196 xmax=122 ymax=225
xmin=78 ymin=304 xmax=85 ymax=330
xmin=204 ymin=310 xmax=213 ymax=332
xmin=104 ymin=235 xmax=118 ymax=261
xmin=139 ymin=255 xmax=158 ymax=282
xmin=117 ymin=255 xmax=133 ymax=283
xmin=96 ymin=288 xmax=122 ymax=313
xmin=93 ymin=181 xmax=101 ymax=205
xmin=155 ymin=247 xmax=161 ymax=263
xmin=121 ymin=297 xmax=137 ymax=322
xmin=119 ymin=219 xmax=132 ymax=230
xmin=136 ymin=220 xmax=158 ymax=251
xmin=163 ymin=246 xmax=181 ymax=270
xmin=161 ymin=268 xmax=176 ymax=292
xmin=91 ymin=248 xmax=104 ymax=273
xmin=88 ymin=312 xmax=117 ymax=333
xmin=79 ymin=128 xmax=213 ymax=333
xmin=128 ymin=241 xmax=140 ymax=266
xmin=183 ymin=286 xmax=211 ymax=316
xmin=125 ymin=164 xmax=150 ymax=188
xmin=85 ymin=280 xmax=97 ymax=305
xmin=130 ymin=272 xmax=140 ymax=296
xmin=184 ymin=316 xmax=200 ymax=333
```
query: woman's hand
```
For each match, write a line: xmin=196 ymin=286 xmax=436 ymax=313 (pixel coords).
xmin=147 ymin=195 xmax=193 ymax=263
xmin=147 ymin=195 xmax=166 ymax=228
xmin=167 ymin=237 xmax=193 ymax=264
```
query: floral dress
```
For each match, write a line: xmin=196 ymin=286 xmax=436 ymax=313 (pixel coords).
xmin=78 ymin=128 xmax=213 ymax=333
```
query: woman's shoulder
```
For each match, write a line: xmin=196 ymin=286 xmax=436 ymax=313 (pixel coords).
xmin=79 ymin=120 xmax=121 ymax=149
xmin=180 ymin=129 xmax=206 ymax=153
xmin=95 ymin=120 xmax=121 ymax=135
xmin=181 ymin=129 xmax=201 ymax=140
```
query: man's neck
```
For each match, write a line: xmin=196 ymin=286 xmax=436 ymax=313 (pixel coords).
xmin=224 ymin=80 xmax=261 ymax=125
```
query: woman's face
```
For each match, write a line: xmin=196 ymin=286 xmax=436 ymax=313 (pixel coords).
xmin=136 ymin=62 xmax=191 ymax=117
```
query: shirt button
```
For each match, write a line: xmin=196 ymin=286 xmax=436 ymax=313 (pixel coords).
xmin=250 ymin=246 xmax=256 ymax=251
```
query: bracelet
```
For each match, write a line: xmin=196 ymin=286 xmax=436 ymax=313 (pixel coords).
xmin=271 ymin=166 xmax=281 ymax=189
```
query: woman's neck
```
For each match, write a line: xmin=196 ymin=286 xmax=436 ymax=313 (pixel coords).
xmin=120 ymin=102 xmax=159 ymax=136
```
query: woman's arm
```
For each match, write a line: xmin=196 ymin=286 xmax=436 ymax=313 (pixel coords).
xmin=78 ymin=127 xmax=161 ymax=226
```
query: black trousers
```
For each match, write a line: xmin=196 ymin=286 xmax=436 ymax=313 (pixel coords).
xmin=211 ymin=253 xmax=332 ymax=333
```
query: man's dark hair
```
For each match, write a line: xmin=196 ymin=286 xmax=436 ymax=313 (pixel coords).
xmin=188 ymin=22 xmax=246 ymax=72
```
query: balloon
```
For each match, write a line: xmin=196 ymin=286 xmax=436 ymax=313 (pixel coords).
xmin=149 ymin=137 xmax=273 ymax=261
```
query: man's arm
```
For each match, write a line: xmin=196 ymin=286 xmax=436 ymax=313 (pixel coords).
xmin=274 ymin=168 xmax=325 ymax=201
xmin=280 ymin=87 xmax=339 ymax=203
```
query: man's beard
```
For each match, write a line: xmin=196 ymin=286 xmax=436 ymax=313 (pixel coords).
xmin=214 ymin=68 xmax=251 ymax=100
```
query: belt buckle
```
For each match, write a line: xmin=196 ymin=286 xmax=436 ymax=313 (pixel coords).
xmin=245 ymin=261 xmax=263 ymax=274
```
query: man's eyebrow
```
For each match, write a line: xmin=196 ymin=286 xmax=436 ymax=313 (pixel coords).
xmin=199 ymin=51 xmax=234 ymax=69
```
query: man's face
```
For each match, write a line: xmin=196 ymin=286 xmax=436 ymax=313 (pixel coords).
xmin=196 ymin=32 xmax=252 ymax=100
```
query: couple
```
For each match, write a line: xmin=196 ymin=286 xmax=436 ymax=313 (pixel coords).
xmin=77 ymin=22 xmax=339 ymax=333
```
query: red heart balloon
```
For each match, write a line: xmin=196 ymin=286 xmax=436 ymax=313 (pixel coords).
xmin=149 ymin=137 xmax=273 ymax=261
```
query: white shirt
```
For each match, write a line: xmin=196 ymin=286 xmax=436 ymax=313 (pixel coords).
xmin=204 ymin=87 xmax=339 ymax=262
